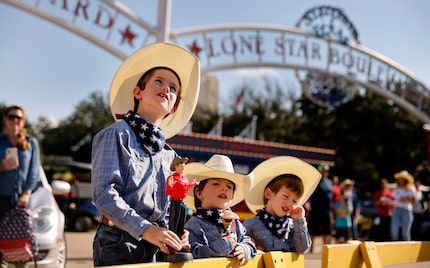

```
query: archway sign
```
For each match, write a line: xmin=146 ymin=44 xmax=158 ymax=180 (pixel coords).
xmin=3 ymin=0 xmax=430 ymax=123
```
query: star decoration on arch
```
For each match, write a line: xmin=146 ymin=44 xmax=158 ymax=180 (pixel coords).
xmin=119 ymin=25 xmax=137 ymax=47
xmin=188 ymin=40 xmax=202 ymax=57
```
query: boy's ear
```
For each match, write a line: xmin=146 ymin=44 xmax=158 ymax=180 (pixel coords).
xmin=264 ymin=187 xmax=273 ymax=200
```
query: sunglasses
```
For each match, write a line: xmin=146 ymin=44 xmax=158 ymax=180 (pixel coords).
xmin=6 ymin=114 xmax=23 ymax=121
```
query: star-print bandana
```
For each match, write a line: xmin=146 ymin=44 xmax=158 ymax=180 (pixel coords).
xmin=256 ymin=208 xmax=292 ymax=239
xmin=122 ymin=110 xmax=166 ymax=155
xmin=194 ymin=208 xmax=226 ymax=231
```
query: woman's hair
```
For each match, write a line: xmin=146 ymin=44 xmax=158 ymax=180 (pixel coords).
xmin=133 ymin=66 xmax=182 ymax=113
xmin=263 ymin=173 xmax=304 ymax=205
xmin=193 ymin=178 xmax=236 ymax=209
xmin=4 ymin=105 xmax=30 ymax=150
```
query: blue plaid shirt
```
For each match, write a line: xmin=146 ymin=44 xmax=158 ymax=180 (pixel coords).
xmin=92 ymin=120 xmax=175 ymax=240
xmin=243 ymin=216 xmax=311 ymax=253
xmin=184 ymin=215 xmax=257 ymax=260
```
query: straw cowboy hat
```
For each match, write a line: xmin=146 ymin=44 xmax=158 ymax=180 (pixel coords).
xmin=109 ymin=42 xmax=200 ymax=139
xmin=394 ymin=170 xmax=414 ymax=184
xmin=245 ymin=156 xmax=322 ymax=214
xmin=183 ymin=154 xmax=253 ymax=211
xmin=170 ymin=156 xmax=189 ymax=171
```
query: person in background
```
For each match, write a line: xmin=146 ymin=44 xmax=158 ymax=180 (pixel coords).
xmin=91 ymin=42 xmax=200 ymax=266
xmin=411 ymin=180 xmax=424 ymax=240
xmin=243 ymin=156 xmax=321 ymax=253
xmin=334 ymin=190 xmax=353 ymax=243
xmin=183 ymin=154 xmax=256 ymax=265
xmin=332 ymin=175 xmax=341 ymax=211
xmin=372 ymin=178 xmax=394 ymax=241
xmin=340 ymin=178 xmax=360 ymax=240
xmin=0 ymin=105 xmax=41 ymax=268
xmin=308 ymin=165 xmax=333 ymax=251
xmin=391 ymin=170 xmax=416 ymax=241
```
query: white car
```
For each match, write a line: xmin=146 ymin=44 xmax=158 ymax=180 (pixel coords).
xmin=10 ymin=167 xmax=69 ymax=268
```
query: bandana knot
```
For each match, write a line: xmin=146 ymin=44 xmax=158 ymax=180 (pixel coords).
xmin=256 ymin=208 xmax=290 ymax=239
xmin=194 ymin=208 xmax=226 ymax=231
xmin=122 ymin=110 xmax=166 ymax=155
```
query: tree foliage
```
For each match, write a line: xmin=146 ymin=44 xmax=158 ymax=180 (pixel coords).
xmin=3 ymin=76 xmax=428 ymax=192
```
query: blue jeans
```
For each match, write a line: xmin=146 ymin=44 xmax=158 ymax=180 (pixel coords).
xmin=390 ymin=207 xmax=413 ymax=241
xmin=93 ymin=223 xmax=159 ymax=266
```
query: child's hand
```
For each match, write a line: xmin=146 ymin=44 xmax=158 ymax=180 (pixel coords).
xmin=225 ymin=232 xmax=237 ymax=249
xmin=290 ymin=206 xmax=305 ymax=219
xmin=232 ymin=244 xmax=246 ymax=265
xmin=181 ymin=229 xmax=191 ymax=249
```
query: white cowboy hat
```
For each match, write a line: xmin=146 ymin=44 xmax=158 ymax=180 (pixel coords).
xmin=245 ymin=156 xmax=322 ymax=214
xmin=183 ymin=154 xmax=253 ymax=211
xmin=394 ymin=170 xmax=414 ymax=184
xmin=109 ymin=42 xmax=200 ymax=139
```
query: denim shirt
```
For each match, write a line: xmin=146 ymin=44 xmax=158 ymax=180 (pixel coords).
xmin=184 ymin=215 xmax=257 ymax=260
xmin=92 ymin=120 xmax=175 ymax=240
xmin=243 ymin=216 xmax=311 ymax=253
xmin=0 ymin=134 xmax=41 ymax=204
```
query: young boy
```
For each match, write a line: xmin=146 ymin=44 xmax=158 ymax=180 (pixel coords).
xmin=334 ymin=190 xmax=353 ymax=243
xmin=243 ymin=156 xmax=321 ymax=253
xmin=183 ymin=154 xmax=257 ymax=265
xmin=92 ymin=42 xmax=200 ymax=266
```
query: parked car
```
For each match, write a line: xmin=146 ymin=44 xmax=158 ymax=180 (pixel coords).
xmin=44 ymin=161 xmax=101 ymax=232
xmin=13 ymin=166 xmax=69 ymax=268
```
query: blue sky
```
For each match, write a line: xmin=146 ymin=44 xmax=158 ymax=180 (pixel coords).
xmin=1 ymin=0 xmax=429 ymax=125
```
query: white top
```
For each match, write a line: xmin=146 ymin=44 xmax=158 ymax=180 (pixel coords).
xmin=393 ymin=187 xmax=416 ymax=211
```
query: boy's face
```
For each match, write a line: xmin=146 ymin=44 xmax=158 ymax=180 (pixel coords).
xmin=196 ymin=178 xmax=235 ymax=209
xmin=265 ymin=185 xmax=299 ymax=217
xmin=134 ymin=69 xmax=180 ymax=122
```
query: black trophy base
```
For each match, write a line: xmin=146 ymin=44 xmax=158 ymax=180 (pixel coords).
xmin=162 ymin=251 xmax=193 ymax=263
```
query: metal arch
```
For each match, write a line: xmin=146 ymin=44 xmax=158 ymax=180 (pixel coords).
xmin=0 ymin=0 xmax=160 ymax=60
xmin=3 ymin=0 xmax=430 ymax=123
xmin=172 ymin=25 xmax=430 ymax=123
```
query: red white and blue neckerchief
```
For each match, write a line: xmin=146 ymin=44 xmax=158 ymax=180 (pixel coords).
xmin=256 ymin=208 xmax=291 ymax=239
xmin=122 ymin=110 xmax=166 ymax=155
xmin=194 ymin=208 xmax=226 ymax=231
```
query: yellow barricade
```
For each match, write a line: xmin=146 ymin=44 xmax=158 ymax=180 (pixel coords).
xmin=322 ymin=240 xmax=430 ymax=268
xmin=107 ymin=251 xmax=304 ymax=268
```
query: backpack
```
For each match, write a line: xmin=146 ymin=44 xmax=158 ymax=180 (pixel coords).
xmin=0 ymin=206 xmax=38 ymax=265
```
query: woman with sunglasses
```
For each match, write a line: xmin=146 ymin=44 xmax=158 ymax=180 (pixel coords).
xmin=0 ymin=105 xmax=41 ymax=267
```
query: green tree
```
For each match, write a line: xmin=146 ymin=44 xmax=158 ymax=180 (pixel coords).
xmin=37 ymin=91 xmax=113 ymax=163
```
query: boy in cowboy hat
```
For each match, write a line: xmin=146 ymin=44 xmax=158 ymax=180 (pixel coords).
xmin=243 ymin=156 xmax=321 ymax=253
xmin=92 ymin=42 xmax=200 ymax=266
xmin=391 ymin=170 xmax=416 ymax=241
xmin=183 ymin=154 xmax=256 ymax=265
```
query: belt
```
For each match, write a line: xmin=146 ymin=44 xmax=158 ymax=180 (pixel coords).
xmin=101 ymin=216 xmax=122 ymax=231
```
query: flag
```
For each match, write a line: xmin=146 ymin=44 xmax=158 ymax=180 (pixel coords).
xmin=208 ymin=118 xmax=223 ymax=136
xmin=233 ymin=89 xmax=245 ymax=109
xmin=235 ymin=115 xmax=257 ymax=140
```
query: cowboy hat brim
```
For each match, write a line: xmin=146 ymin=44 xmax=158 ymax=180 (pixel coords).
xmin=394 ymin=171 xmax=414 ymax=184
xmin=183 ymin=162 xmax=253 ymax=211
xmin=109 ymin=42 xmax=200 ymax=139
xmin=245 ymin=156 xmax=322 ymax=214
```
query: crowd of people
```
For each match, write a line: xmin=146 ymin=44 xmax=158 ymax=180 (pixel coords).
xmin=305 ymin=165 xmax=429 ymax=252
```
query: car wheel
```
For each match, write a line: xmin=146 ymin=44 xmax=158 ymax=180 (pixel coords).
xmin=73 ymin=215 xmax=93 ymax=232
